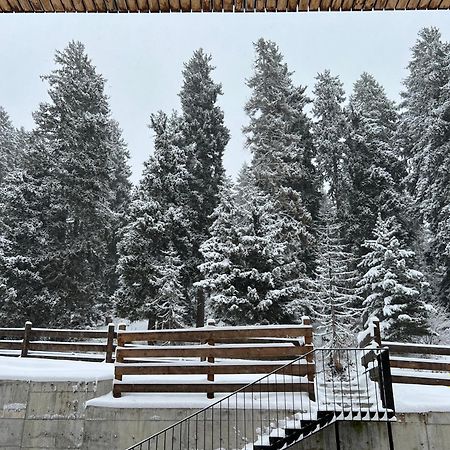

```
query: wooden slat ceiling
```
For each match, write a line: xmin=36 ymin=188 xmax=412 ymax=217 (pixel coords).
xmin=0 ymin=0 xmax=449 ymax=12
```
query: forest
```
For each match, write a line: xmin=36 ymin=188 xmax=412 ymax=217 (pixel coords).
xmin=1 ymin=27 xmax=450 ymax=346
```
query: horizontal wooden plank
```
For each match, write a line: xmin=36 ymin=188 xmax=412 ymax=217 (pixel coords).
xmin=382 ymin=342 xmax=450 ymax=356
xmin=390 ymin=357 xmax=450 ymax=372
xmin=115 ymin=361 xmax=315 ymax=377
xmin=29 ymin=341 xmax=106 ymax=352
xmin=0 ymin=328 xmax=24 ymax=338
xmin=26 ymin=353 xmax=108 ymax=362
xmin=119 ymin=325 xmax=312 ymax=344
xmin=113 ymin=380 xmax=314 ymax=395
xmin=30 ymin=328 xmax=110 ymax=339
xmin=391 ymin=375 xmax=450 ymax=386
xmin=0 ymin=340 xmax=22 ymax=350
xmin=117 ymin=343 xmax=313 ymax=360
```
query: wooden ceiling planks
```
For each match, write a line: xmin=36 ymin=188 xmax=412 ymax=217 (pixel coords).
xmin=0 ymin=0 xmax=449 ymax=10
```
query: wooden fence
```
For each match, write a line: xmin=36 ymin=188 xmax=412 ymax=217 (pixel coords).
xmin=113 ymin=317 xmax=315 ymax=399
xmin=0 ymin=321 xmax=119 ymax=363
xmin=360 ymin=317 xmax=450 ymax=387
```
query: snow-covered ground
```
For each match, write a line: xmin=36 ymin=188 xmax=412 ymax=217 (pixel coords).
xmin=0 ymin=356 xmax=114 ymax=382
xmin=0 ymin=356 xmax=449 ymax=413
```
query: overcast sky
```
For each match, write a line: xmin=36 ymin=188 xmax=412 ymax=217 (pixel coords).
xmin=1 ymin=11 xmax=450 ymax=183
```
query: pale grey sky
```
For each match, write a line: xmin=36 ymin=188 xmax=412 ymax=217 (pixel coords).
xmin=1 ymin=11 xmax=450 ymax=183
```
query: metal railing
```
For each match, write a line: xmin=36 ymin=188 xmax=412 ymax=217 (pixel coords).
xmin=125 ymin=347 xmax=395 ymax=450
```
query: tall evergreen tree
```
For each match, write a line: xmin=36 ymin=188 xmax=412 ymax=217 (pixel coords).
xmin=345 ymin=73 xmax=407 ymax=254
xmin=244 ymin=38 xmax=321 ymax=280
xmin=358 ymin=215 xmax=431 ymax=341
xmin=179 ymin=49 xmax=230 ymax=326
xmin=0 ymin=107 xmax=22 ymax=184
xmin=312 ymin=71 xmax=350 ymax=217
xmin=0 ymin=42 xmax=131 ymax=327
xmin=399 ymin=27 xmax=450 ymax=307
xmin=199 ymin=179 xmax=304 ymax=325
xmin=308 ymin=198 xmax=361 ymax=348
xmin=115 ymin=112 xmax=192 ymax=328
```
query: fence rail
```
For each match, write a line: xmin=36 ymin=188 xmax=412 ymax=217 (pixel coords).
xmin=113 ymin=317 xmax=314 ymax=399
xmin=359 ymin=317 xmax=450 ymax=387
xmin=0 ymin=321 xmax=120 ymax=362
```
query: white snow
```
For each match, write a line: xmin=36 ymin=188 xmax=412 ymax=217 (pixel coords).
xmin=0 ymin=356 xmax=114 ymax=382
xmin=394 ymin=383 xmax=450 ymax=413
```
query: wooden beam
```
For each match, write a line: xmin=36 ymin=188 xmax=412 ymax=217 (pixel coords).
xmin=0 ymin=0 xmax=13 ymax=11
xmin=118 ymin=325 xmax=311 ymax=344
xmin=159 ymin=0 xmax=170 ymax=10
xmin=287 ymin=0 xmax=297 ymax=10
xmin=50 ymin=0 xmax=65 ymax=10
xmin=127 ymin=0 xmax=140 ymax=12
xmin=191 ymin=0 xmax=201 ymax=10
xmin=92 ymin=0 xmax=106 ymax=11
xmin=309 ymin=0 xmax=320 ymax=9
xmin=29 ymin=0 xmax=44 ymax=11
xmin=117 ymin=343 xmax=313 ymax=360
xmin=256 ymin=0 xmax=265 ymax=10
xmin=113 ymin=380 xmax=314 ymax=396
xmin=28 ymin=341 xmax=106 ymax=352
xmin=71 ymin=0 xmax=86 ymax=11
xmin=390 ymin=357 xmax=450 ymax=372
xmin=170 ymin=0 xmax=181 ymax=10
xmin=382 ymin=341 xmax=450 ymax=356
xmin=179 ymin=0 xmax=189 ymax=10
xmin=320 ymin=0 xmax=332 ymax=10
xmin=223 ymin=0 xmax=233 ymax=10
xmin=115 ymin=361 xmax=315 ymax=377
xmin=276 ymin=0 xmax=287 ymax=10
xmin=103 ymin=0 xmax=117 ymax=11
xmin=60 ymin=0 xmax=75 ymax=11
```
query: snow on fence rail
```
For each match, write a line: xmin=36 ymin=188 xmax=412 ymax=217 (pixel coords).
xmin=0 ymin=321 xmax=120 ymax=362
xmin=360 ymin=318 xmax=450 ymax=387
xmin=113 ymin=316 xmax=315 ymax=399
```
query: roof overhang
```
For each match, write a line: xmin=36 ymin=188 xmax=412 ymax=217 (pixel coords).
xmin=1 ymin=0 xmax=449 ymax=13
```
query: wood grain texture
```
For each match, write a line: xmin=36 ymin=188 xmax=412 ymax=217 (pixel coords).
xmin=117 ymin=343 xmax=313 ymax=359
xmin=93 ymin=0 xmax=106 ymax=11
xmin=0 ymin=0 xmax=13 ymax=11
xmin=223 ymin=0 xmax=233 ymax=10
xmin=191 ymin=0 xmax=201 ymax=10
xmin=115 ymin=361 xmax=315 ymax=376
xmin=103 ymin=0 xmax=117 ymax=11
xmin=119 ymin=326 xmax=311 ymax=344
xmin=2 ymin=0 xmax=449 ymax=9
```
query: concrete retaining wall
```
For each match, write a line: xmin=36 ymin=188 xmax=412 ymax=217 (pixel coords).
xmin=1 ymin=379 xmax=449 ymax=449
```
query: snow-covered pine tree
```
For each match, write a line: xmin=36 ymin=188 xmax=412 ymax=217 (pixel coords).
xmin=312 ymin=71 xmax=350 ymax=218
xmin=399 ymin=27 xmax=450 ymax=307
xmin=179 ymin=49 xmax=230 ymax=326
xmin=309 ymin=198 xmax=361 ymax=349
xmin=0 ymin=42 xmax=131 ymax=327
xmin=358 ymin=215 xmax=431 ymax=341
xmin=199 ymin=178 xmax=303 ymax=326
xmin=115 ymin=111 xmax=192 ymax=329
xmin=345 ymin=73 xmax=407 ymax=255
xmin=0 ymin=106 xmax=22 ymax=184
xmin=244 ymin=38 xmax=320 ymax=282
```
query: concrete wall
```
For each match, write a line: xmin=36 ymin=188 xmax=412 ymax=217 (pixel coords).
xmin=1 ymin=379 xmax=450 ymax=450
xmin=292 ymin=413 xmax=450 ymax=450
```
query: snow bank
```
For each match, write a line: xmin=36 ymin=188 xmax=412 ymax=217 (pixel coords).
xmin=394 ymin=383 xmax=450 ymax=413
xmin=0 ymin=356 xmax=114 ymax=382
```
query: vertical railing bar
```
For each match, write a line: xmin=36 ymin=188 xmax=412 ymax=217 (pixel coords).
xmin=346 ymin=349 xmax=353 ymax=419
xmin=363 ymin=349 xmax=371 ymax=420
xmin=354 ymin=349 xmax=362 ymax=419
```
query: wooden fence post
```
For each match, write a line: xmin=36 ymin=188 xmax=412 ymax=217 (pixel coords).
xmin=105 ymin=323 xmax=115 ymax=363
xmin=373 ymin=318 xmax=382 ymax=347
xmin=21 ymin=321 xmax=32 ymax=358
xmin=206 ymin=318 xmax=215 ymax=399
